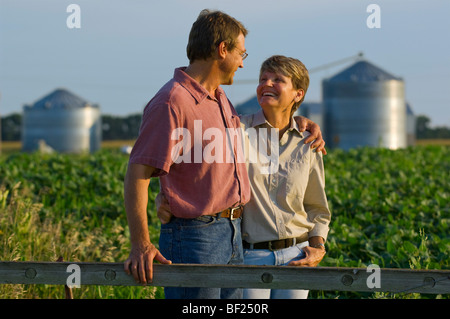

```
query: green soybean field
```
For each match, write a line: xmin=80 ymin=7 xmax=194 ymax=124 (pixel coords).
xmin=0 ymin=145 xmax=448 ymax=299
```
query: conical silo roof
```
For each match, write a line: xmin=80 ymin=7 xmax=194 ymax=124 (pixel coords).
xmin=326 ymin=60 xmax=402 ymax=83
xmin=27 ymin=88 xmax=95 ymax=110
xmin=235 ymin=96 xmax=259 ymax=115
xmin=406 ymin=102 xmax=414 ymax=115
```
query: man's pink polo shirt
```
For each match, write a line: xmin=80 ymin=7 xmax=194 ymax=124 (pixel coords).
xmin=129 ymin=67 xmax=251 ymax=219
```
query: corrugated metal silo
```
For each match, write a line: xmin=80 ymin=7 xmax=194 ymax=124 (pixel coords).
xmin=323 ymin=60 xmax=406 ymax=150
xmin=406 ymin=103 xmax=416 ymax=146
xmin=22 ymin=88 xmax=101 ymax=153
xmin=297 ymin=102 xmax=323 ymax=131
xmin=235 ymin=95 xmax=259 ymax=115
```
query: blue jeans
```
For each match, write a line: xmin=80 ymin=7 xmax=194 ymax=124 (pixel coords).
xmin=243 ymin=241 xmax=309 ymax=299
xmin=159 ymin=215 xmax=243 ymax=299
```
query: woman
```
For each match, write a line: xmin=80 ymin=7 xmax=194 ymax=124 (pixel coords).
xmin=239 ymin=55 xmax=331 ymax=299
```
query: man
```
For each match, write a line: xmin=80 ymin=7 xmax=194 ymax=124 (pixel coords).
xmin=123 ymin=9 xmax=325 ymax=299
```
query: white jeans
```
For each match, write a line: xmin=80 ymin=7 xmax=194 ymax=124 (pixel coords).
xmin=243 ymin=241 xmax=309 ymax=299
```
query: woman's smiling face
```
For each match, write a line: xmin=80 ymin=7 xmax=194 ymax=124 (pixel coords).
xmin=257 ymin=71 xmax=303 ymax=113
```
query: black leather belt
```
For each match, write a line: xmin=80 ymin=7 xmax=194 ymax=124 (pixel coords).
xmin=243 ymin=237 xmax=305 ymax=251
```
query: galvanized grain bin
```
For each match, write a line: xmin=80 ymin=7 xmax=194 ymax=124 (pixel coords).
xmin=235 ymin=96 xmax=261 ymax=115
xmin=22 ymin=88 xmax=101 ymax=153
xmin=406 ymin=103 xmax=416 ymax=146
xmin=323 ymin=60 xmax=406 ymax=150
xmin=297 ymin=102 xmax=323 ymax=131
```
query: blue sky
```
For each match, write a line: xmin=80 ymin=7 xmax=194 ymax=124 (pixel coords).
xmin=1 ymin=0 xmax=449 ymax=127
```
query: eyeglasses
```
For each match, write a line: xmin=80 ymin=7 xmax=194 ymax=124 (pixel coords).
xmin=236 ymin=48 xmax=248 ymax=60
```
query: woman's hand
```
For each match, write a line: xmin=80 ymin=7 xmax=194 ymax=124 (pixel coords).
xmin=156 ymin=192 xmax=173 ymax=224
xmin=288 ymin=245 xmax=326 ymax=267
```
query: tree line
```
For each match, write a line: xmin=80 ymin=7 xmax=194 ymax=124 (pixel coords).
xmin=1 ymin=113 xmax=449 ymax=141
xmin=415 ymin=115 xmax=450 ymax=139
xmin=0 ymin=113 xmax=142 ymax=141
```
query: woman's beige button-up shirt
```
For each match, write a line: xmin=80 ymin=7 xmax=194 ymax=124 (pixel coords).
xmin=240 ymin=110 xmax=331 ymax=244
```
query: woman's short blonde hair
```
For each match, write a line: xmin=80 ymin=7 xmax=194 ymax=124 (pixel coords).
xmin=259 ymin=55 xmax=309 ymax=116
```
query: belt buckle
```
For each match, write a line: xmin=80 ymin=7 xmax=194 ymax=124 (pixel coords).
xmin=229 ymin=206 xmax=240 ymax=220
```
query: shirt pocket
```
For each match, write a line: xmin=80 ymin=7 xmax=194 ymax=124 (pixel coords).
xmin=278 ymin=161 xmax=309 ymax=214
xmin=284 ymin=159 xmax=310 ymax=197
